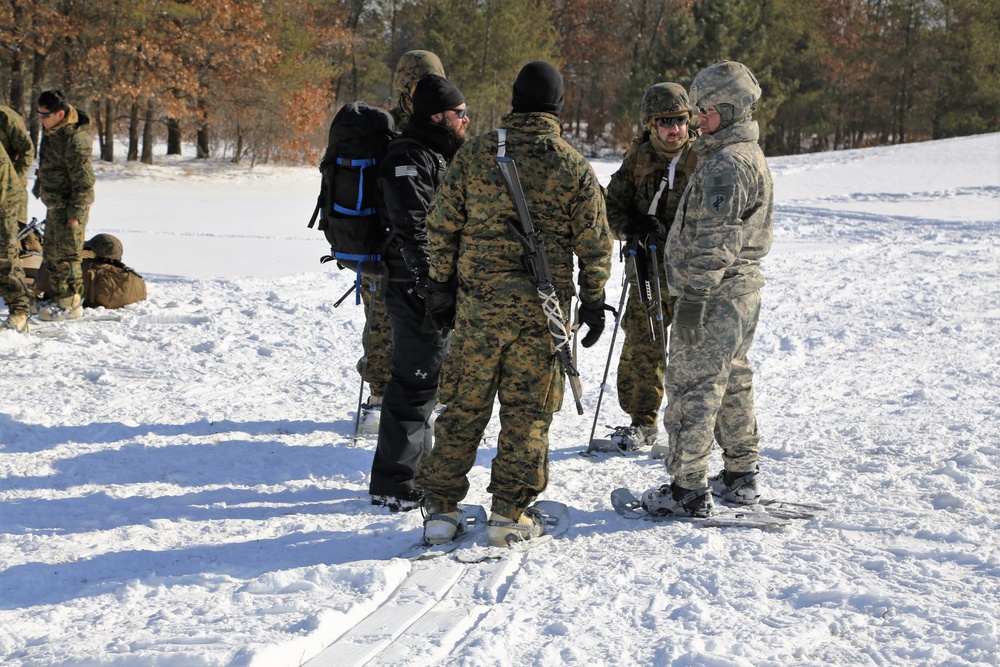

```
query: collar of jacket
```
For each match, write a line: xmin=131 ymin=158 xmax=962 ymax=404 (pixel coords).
xmin=403 ymin=115 xmax=460 ymax=160
xmin=500 ymin=112 xmax=562 ymax=137
xmin=693 ymin=119 xmax=760 ymax=157
xmin=45 ymin=105 xmax=78 ymax=136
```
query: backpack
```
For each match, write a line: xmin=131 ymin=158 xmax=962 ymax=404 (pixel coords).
xmin=308 ymin=102 xmax=395 ymax=278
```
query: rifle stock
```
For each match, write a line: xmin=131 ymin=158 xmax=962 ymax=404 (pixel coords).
xmin=495 ymin=156 xmax=585 ymax=415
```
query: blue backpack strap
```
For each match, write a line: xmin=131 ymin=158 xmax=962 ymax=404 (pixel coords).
xmin=332 ymin=157 xmax=378 ymax=217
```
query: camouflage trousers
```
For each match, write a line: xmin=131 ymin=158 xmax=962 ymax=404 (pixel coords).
xmin=415 ymin=311 xmax=562 ymax=520
xmin=664 ymin=290 xmax=761 ymax=489
xmin=0 ymin=215 xmax=31 ymax=314
xmin=617 ymin=263 xmax=675 ymax=427
xmin=356 ymin=275 xmax=392 ymax=398
xmin=41 ymin=208 xmax=87 ymax=301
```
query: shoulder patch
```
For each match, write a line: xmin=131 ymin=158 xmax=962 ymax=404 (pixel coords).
xmin=705 ymin=170 xmax=734 ymax=216
xmin=394 ymin=164 xmax=418 ymax=178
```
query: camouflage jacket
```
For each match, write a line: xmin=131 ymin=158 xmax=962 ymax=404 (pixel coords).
xmin=0 ymin=105 xmax=34 ymax=187
xmin=665 ymin=120 xmax=773 ymax=299
xmin=426 ymin=112 xmax=612 ymax=318
xmin=0 ymin=142 xmax=27 ymax=223
xmin=33 ymin=106 xmax=96 ymax=221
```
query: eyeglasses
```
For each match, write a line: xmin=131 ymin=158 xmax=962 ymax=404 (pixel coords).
xmin=37 ymin=110 xmax=53 ymax=118
xmin=447 ymin=107 xmax=468 ymax=119
xmin=656 ymin=116 xmax=688 ymax=128
xmin=697 ymin=107 xmax=717 ymax=116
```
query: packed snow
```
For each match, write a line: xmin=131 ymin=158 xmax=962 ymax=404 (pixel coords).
xmin=1 ymin=132 xmax=998 ymax=666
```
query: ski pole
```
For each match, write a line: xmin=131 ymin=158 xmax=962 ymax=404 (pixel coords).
xmin=584 ymin=254 xmax=634 ymax=456
xmin=648 ymin=240 xmax=670 ymax=375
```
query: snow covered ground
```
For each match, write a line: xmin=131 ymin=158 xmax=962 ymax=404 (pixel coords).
xmin=1 ymin=132 xmax=998 ymax=666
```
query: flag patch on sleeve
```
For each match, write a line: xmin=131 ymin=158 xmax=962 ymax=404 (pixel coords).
xmin=395 ymin=165 xmax=418 ymax=178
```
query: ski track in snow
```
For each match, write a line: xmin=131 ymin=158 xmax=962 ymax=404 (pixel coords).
xmin=1 ymin=133 xmax=999 ymax=666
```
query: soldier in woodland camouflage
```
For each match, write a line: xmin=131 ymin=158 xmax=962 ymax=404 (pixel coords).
xmin=604 ymin=82 xmax=698 ymax=455
xmin=0 ymin=140 xmax=33 ymax=333
xmin=641 ymin=61 xmax=774 ymax=518
xmin=390 ymin=50 xmax=446 ymax=129
xmin=415 ymin=62 xmax=612 ymax=547
xmin=0 ymin=105 xmax=35 ymax=229
xmin=33 ymin=90 xmax=95 ymax=322
xmin=357 ymin=50 xmax=448 ymax=427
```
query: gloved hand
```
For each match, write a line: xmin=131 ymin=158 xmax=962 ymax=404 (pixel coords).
xmin=623 ymin=215 xmax=667 ymax=240
xmin=413 ymin=272 xmax=431 ymax=299
xmin=578 ymin=291 xmax=607 ymax=348
xmin=673 ymin=288 xmax=708 ymax=346
xmin=423 ymin=276 xmax=457 ymax=334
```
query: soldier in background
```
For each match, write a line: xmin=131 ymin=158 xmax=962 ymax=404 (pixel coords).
xmin=604 ymin=83 xmax=698 ymax=455
xmin=415 ymin=62 xmax=612 ymax=547
xmin=0 ymin=104 xmax=41 ymax=259
xmin=0 ymin=141 xmax=33 ymax=333
xmin=33 ymin=90 xmax=95 ymax=322
xmin=356 ymin=50 xmax=448 ymax=434
xmin=641 ymin=61 xmax=774 ymax=518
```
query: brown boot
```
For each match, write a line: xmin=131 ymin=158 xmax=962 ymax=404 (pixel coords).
xmin=487 ymin=509 xmax=545 ymax=547
xmin=3 ymin=311 xmax=30 ymax=334
xmin=38 ymin=294 xmax=82 ymax=321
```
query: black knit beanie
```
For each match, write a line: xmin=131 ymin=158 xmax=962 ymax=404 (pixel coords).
xmin=412 ymin=75 xmax=465 ymax=119
xmin=511 ymin=61 xmax=564 ymax=115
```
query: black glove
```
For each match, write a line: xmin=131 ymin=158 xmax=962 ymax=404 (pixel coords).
xmin=413 ymin=272 xmax=431 ymax=299
xmin=423 ymin=276 xmax=457 ymax=334
xmin=578 ymin=291 xmax=607 ymax=348
xmin=623 ymin=215 xmax=667 ymax=240
xmin=673 ymin=288 xmax=708 ymax=346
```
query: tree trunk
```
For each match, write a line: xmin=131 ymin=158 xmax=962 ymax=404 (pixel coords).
xmin=127 ymin=103 xmax=139 ymax=161
xmin=101 ymin=98 xmax=115 ymax=162
xmin=28 ymin=50 xmax=48 ymax=148
xmin=141 ymin=99 xmax=155 ymax=165
xmin=9 ymin=50 xmax=25 ymax=114
xmin=166 ymin=118 xmax=181 ymax=155
xmin=196 ymin=99 xmax=210 ymax=159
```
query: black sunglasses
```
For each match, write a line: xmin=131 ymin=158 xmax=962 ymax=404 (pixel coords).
xmin=37 ymin=110 xmax=54 ymax=118
xmin=447 ymin=107 xmax=468 ymax=119
xmin=656 ymin=116 xmax=688 ymax=128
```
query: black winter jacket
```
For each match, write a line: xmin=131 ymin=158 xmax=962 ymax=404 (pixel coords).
xmin=377 ymin=117 xmax=459 ymax=282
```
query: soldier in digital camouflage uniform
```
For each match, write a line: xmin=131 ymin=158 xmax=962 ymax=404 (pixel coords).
xmin=33 ymin=90 xmax=95 ymax=322
xmin=415 ymin=62 xmax=612 ymax=547
xmin=0 ymin=104 xmax=35 ymax=231
xmin=1 ymin=140 xmax=33 ymax=333
xmin=604 ymin=82 xmax=698 ymax=455
xmin=356 ymin=50 xmax=448 ymax=430
xmin=641 ymin=61 xmax=774 ymax=518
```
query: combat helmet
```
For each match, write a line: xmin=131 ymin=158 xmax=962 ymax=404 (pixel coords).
xmin=640 ymin=82 xmax=692 ymax=126
xmin=689 ymin=61 xmax=761 ymax=126
xmin=393 ymin=50 xmax=446 ymax=94
xmin=85 ymin=233 xmax=123 ymax=260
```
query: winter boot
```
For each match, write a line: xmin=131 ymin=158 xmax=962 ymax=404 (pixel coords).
xmin=640 ymin=482 xmax=714 ymax=518
xmin=709 ymin=468 xmax=761 ymax=505
xmin=487 ymin=508 xmax=545 ymax=547
xmin=3 ymin=311 xmax=30 ymax=334
xmin=422 ymin=507 xmax=467 ymax=545
xmin=370 ymin=489 xmax=422 ymax=512
xmin=357 ymin=395 xmax=382 ymax=436
xmin=608 ymin=424 xmax=658 ymax=452
xmin=38 ymin=294 xmax=82 ymax=321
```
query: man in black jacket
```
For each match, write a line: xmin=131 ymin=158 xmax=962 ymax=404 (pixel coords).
xmin=369 ymin=75 xmax=469 ymax=511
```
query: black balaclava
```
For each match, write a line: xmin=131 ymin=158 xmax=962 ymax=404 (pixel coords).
xmin=511 ymin=61 xmax=564 ymax=115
